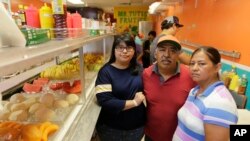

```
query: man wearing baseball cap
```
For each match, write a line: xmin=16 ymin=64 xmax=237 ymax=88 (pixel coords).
xmin=150 ymin=16 xmax=190 ymax=65
xmin=143 ymin=35 xmax=196 ymax=141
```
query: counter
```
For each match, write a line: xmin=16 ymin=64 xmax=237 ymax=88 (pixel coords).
xmin=237 ymin=109 xmax=250 ymax=124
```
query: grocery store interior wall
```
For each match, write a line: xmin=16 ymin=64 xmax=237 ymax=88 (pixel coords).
xmin=11 ymin=0 xmax=45 ymax=12
xmin=152 ymin=0 xmax=250 ymax=109
xmin=153 ymin=0 xmax=250 ymax=66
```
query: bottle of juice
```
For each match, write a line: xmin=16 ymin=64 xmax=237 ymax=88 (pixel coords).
xmin=238 ymin=74 xmax=248 ymax=95
xmin=12 ymin=12 xmax=22 ymax=28
xmin=52 ymin=0 xmax=67 ymax=39
xmin=25 ymin=5 xmax=40 ymax=28
xmin=71 ymin=11 xmax=82 ymax=37
xmin=17 ymin=4 xmax=26 ymax=26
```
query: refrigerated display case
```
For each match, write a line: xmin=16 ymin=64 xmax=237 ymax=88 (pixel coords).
xmin=139 ymin=21 xmax=153 ymax=40
xmin=0 ymin=33 xmax=114 ymax=141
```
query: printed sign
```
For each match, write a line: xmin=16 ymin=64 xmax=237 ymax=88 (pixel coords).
xmin=114 ymin=6 xmax=149 ymax=33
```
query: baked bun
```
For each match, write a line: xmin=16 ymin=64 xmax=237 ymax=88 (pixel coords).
xmin=28 ymin=103 xmax=44 ymax=114
xmin=66 ymin=94 xmax=79 ymax=105
xmin=9 ymin=94 xmax=25 ymax=103
xmin=9 ymin=110 xmax=28 ymax=121
xmin=35 ymin=107 xmax=56 ymax=122
xmin=54 ymin=100 xmax=69 ymax=108
xmin=39 ymin=93 xmax=54 ymax=107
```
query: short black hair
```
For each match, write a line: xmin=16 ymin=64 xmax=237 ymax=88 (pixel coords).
xmin=148 ymin=31 xmax=156 ymax=37
xmin=161 ymin=20 xmax=174 ymax=30
xmin=191 ymin=46 xmax=221 ymax=65
xmin=108 ymin=34 xmax=141 ymax=75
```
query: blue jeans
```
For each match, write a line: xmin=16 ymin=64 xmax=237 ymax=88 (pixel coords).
xmin=96 ymin=124 xmax=144 ymax=141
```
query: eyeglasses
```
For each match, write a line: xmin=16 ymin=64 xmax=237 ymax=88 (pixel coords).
xmin=115 ymin=45 xmax=134 ymax=52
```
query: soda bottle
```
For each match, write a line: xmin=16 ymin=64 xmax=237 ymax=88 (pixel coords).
xmin=52 ymin=0 xmax=67 ymax=39
xmin=238 ymin=74 xmax=248 ymax=95
xmin=17 ymin=4 xmax=26 ymax=26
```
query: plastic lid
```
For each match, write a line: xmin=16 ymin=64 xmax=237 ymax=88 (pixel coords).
xmin=41 ymin=3 xmax=51 ymax=11
xmin=27 ymin=5 xmax=37 ymax=10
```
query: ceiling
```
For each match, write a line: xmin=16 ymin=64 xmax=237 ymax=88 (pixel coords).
xmin=42 ymin=0 xmax=156 ymax=13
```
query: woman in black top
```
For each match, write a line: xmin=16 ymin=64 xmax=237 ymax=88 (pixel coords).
xmin=95 ymin=34 xmax=146 ymax=141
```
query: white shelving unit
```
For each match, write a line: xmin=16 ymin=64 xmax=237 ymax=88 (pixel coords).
xmin=0 ymin=34 xmax=114 ymax=141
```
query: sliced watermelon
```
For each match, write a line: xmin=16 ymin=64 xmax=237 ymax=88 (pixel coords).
xmin=63 ymin=84 xmax=81 ymax=94
xmin=49 ymin=83 xmax=63 ymax=90
xmin=49 ymin=81 xmax=71 ymax=91
xmin=37 ymin=77 xmax=49 ymax=83
xmin=23 ymin=83 xmax=42 ymax=93
xmin=72 ymin=80 xmax=81 ymax=87
xmin=33 ymin=80 xmax=47 ymax=86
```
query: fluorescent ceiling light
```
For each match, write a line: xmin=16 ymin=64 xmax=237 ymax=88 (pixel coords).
xmin=67 ymin=0 xmax=84 ymax=4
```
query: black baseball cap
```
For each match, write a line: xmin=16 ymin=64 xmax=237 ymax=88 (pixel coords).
xmin=162 ymin=16 xmax=184 ymax=28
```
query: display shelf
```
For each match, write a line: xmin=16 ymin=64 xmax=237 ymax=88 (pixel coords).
xmin=0 ymin=34 xmax=114 ymax=76
xmin=0 ymin=34 xmax=114 ymax=141
xmin=0 ymin=59 xmax=56 ymax=95
xmin=51 ymin=73 xmax=99 ymax=141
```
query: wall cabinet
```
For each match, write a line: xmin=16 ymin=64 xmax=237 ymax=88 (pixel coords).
xmin=0 ymin=34 xmax=114 ymax=141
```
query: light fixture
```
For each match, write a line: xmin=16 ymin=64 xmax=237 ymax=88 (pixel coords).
xmin=67 ymin=0 xmax=84 ymax=4
xmin=148 ymin=2 xmax=161 ymax=14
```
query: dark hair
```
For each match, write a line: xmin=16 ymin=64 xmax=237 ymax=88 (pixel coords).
xmin=161 ymin=20 xmax=174 ymax=30
xmin=148 ymin=31 xmax=156 ymax=37
xmin=191 ymin=46 xmax=221 ymax=65
xmin=108 ymin=34 xmax=141 ymax=75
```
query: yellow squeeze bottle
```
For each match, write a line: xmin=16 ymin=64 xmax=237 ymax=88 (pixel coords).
xmin=39 ymin=3 xmax=54 ymax=29
xmin=229 ymin=74 xmax=239 ymax=91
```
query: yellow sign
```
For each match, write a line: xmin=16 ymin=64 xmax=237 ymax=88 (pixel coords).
xmin=114 ymin=6 xmax=149 ymax=33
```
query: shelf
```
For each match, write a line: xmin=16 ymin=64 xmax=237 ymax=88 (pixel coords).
xmin=0 ymin=34 xmax=114 ymax=76
xmin=0 ymin=33 xmax=114 ymax=141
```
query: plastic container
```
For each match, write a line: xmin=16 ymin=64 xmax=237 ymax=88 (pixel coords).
xmin=53 ymin=14 xmax=67 ymax=39
xmin=72 ymin=11 xmax=82 ymax=29
xmin=238 ymin=74 xmax=248 ymax=95
xmin=71 ymin=11 xmax=82 ymax=37
xmin=39 ymin=3 xmax=54 ymax=29
xmin=66 ymin=12 xmax=72 ymax=28
xmin=12 ymin=12 xmax=22 ymax=28
xmin=25 ymin=5 xmax=40 ymax=28
xmin=229 ymin=74 xmax=239 ymax=91
xmin=17 ymin=4 xmax=26 ymax=26
xmin=66 ymin=12 xmax=73 ymax=37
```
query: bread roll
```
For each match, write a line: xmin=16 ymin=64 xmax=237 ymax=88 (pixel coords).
xmin=28 ymin=103 xmax=44 ymax=114
xmin=35 ymin=107 xmax=56 ymax=122
xmin=9 ymin=94 xmax=25 ymax=103
xmin=0 ymin=111 xmax=10 ymax=120
xmin=9 ymin=110 xmax=28 ymax=121
xmin=39 ymin=93 xmax=54 ymax=107
xmin=3 ymin=101 xmax=13 ymax=111
xmin=66 ymin=94 xmax=79 ymax=105
xmin=10 ymin=103 xmax=27 ymax=112
xmin=22 ymin=97 xmax=37 ymax=107
xmin=54 ymin=100 xmax=69 ymax=108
